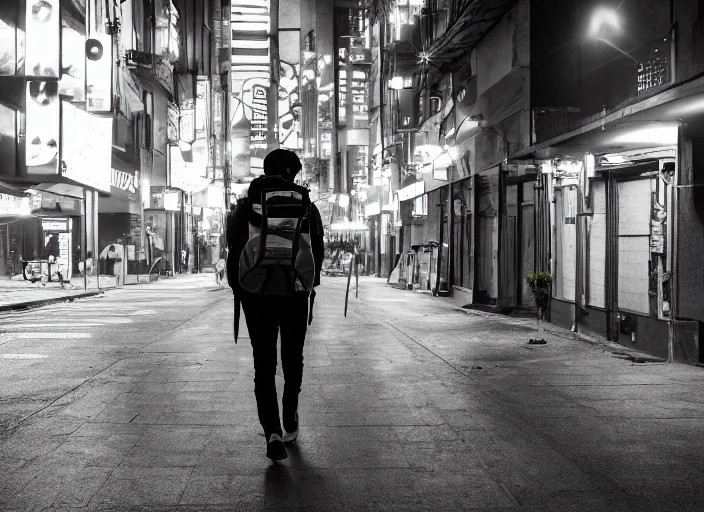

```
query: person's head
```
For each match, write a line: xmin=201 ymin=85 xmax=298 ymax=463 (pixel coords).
xmin=109 ymin=245 xmax=115 ymax=251
xmin=263 ymin=149 xmax=302 ymax=182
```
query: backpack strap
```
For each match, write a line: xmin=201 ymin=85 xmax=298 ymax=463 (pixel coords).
xmin=290 ymin=198 xmax=312 ymax=289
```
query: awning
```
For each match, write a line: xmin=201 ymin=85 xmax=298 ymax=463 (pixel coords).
xmin=0 ymin=180 xmax=29 ymax=197
xmin=0 ymin=189 xmax=31 ymax=221
xmin=30 ymin=183 xmax=84 ymax=199
xmin=117 ymin=67 xmax=144 ymax=117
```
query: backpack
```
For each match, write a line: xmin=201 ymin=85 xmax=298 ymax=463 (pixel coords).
xmin=238 ymin=177 xmax=316 ymax=296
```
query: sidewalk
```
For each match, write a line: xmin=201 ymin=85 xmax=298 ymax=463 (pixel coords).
xmin=0 ymin=271 xmax=195 ymax=310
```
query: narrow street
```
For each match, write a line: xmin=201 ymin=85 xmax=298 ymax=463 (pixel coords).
xmin=0 ymin=275 xmax=703 ymax=510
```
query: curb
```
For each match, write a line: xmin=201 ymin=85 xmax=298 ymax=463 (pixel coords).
xmin=0 ymin=291 xmax=106 ymax=313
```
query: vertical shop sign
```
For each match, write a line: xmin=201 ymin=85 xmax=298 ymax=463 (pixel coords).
xmin=212 ymin=88 xmax=222 ymax=168
xmin=179 ymin=101 xmax=195 ymax=144
xmin=167 ymin=103 xmax=179 ymax=144
xmin=251 ymin=84 xmax=268 ymax=149
xmin=85 ymin=0 xmax=114 ymax=112
xmin=26 ymin=0 xmax=60 ymax=78
xmin=195 ymin=78 xmax=209 ymax=140
xmin=26 ymin=80 xmax=60 ymax=175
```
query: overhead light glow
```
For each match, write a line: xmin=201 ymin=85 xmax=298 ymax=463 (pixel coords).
xmin=389 ymin=76 xmax=404 ymax=90
xmin=589 ymin=7 xmax=621 ymax=38
xmin=668 ymin=96 xmax=704 ymax=117
xmin=611 ymin=125 xmax=678 ymax=145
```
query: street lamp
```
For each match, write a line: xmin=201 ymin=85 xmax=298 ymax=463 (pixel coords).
xmin=587 ymin=6 xmax=637 ymax=63
xmin=588 ymin=7 xmax=621 ymax=40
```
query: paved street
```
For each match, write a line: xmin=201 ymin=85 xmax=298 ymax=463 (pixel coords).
xmin=1 ymin=275 xmax=704 ymax=511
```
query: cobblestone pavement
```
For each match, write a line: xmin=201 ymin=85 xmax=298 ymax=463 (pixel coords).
xmin=0 ymin=274 xmax=703 ymax=511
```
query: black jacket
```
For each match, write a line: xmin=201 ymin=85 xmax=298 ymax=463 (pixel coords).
xmin=226 ymin=176 xmax=325 ymax=297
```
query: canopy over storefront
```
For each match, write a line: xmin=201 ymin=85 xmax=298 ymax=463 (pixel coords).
xmin=512 ymin=76 xmax=704 ymax=160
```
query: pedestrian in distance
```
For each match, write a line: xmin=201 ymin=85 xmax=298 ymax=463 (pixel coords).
xmin=227 ymin=149 xmax=324 ymax=462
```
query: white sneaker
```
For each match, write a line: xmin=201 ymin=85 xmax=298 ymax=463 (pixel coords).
xmin=283 ymin=413 xmax=299 ymax=443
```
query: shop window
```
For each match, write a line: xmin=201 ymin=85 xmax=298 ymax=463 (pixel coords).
xmin=413 ymin=194 xmax=427 ymax=216
xmin=617 ymin=179 xmax=652 ymax=314
xmin=586 ymin=180 xmax=607 ymax=308
xmin=554 ymin=185 xmax=577 ymax=301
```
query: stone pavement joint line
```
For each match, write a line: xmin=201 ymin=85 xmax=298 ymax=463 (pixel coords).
xmin=0 ymin=275 xmax=704 ymax=510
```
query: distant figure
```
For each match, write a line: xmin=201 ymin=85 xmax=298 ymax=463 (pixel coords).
xmin=106 ymin=245 xmax=119 ymax=276
xmin=227 ymin=149 xmax=324 ymax=461
xmin=43 ymin=233 xmax=59 ymax=260
xmin=79 ymin=251 xmax=94 ymax=276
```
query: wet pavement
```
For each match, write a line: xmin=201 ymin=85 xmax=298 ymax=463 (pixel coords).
xmin=1 ymin=274 xmax=704 ymax=510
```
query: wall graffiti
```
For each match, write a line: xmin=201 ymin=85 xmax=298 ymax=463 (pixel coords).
xmin=278 ymin=61 xmax=302 ymax=150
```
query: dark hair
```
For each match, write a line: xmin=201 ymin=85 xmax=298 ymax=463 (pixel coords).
xmin=263 ymin=149 xmax=302 ymax=178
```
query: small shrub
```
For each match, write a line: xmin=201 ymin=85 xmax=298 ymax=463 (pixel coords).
xmin=526 ymin=272 xmax=552 ymax=307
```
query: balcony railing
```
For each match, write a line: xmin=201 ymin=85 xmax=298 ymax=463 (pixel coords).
xmin=531 ymin=108 xmax=582 ymax=145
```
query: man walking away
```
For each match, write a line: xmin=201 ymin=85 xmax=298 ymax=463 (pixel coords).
xmin=227 ymin=149 xmax=324 ymax=461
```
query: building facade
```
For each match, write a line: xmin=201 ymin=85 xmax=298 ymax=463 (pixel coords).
xmin=356 ymin=0 xmax=704 ymax=364
xmin=0 ymin=0 xmax=230 ymax=286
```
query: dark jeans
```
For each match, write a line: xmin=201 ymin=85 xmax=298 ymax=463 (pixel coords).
xmin=241 ymin=293 xmax=309 ymax=437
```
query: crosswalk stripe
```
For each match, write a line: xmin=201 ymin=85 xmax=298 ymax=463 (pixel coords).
xmin=1 ymin=323 xmax=107 ymax=329
xmin=1 ymin=332 xmax=92 ymax=339
xmin=1 ymin=354 xmax=48 ymax=359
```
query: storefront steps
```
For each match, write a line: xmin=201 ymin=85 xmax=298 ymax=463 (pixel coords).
xmin=461 ymin=302 xmax=538 ymax=319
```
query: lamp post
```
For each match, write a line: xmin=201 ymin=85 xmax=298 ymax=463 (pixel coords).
xmin=587 ymin=6 xmax=638 ymax=63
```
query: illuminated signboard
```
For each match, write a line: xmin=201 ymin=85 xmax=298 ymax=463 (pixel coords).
xmin=61 ymin=101 xmax=112 ymax=192
xmin=85 ymin=0 xmax=113 ymax=112
xmin=41 ymin=218 xmax=70 ymax=232
xmin=231 ymin=0 xmax=271 ymax=178
xmin=111 ymin=168 xmax=138 ymax=194
xmin=26 ymin=0 xmax=60 ymax=78
xmin=231 ymin=0 xmax=271 ymax=82
xmin=251 ymin=85 xmax=268 ymax=149
xmin=26 ymin=80 xmax=60 ymax=175
xmin=0 ymin=194 xmax=29 ymax=217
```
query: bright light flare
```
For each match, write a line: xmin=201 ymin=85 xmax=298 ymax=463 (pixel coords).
xmin=611 ymin=125 xmax=678 ymax=145
xmin=589 ymin=7 xmax=621 ymax=39
xmin=389 ymin=76 xmax=404 ymax=90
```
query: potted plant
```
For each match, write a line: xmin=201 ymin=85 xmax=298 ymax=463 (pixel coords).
xmin=526 ymin=272 xmax=552 ymax=344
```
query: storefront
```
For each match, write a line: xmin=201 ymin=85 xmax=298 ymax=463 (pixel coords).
xmin=145 ymin=185 xmax=183 ymax=273
xmin=169 ymin=144 xmax=214 ymax=273
xmin=0 ymin=188 xmax=31 ymax=278
xmin=99 ymin=154 xmax=144 ymax=275
xmin=547 ymin=151 xmax=675 ymax=359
